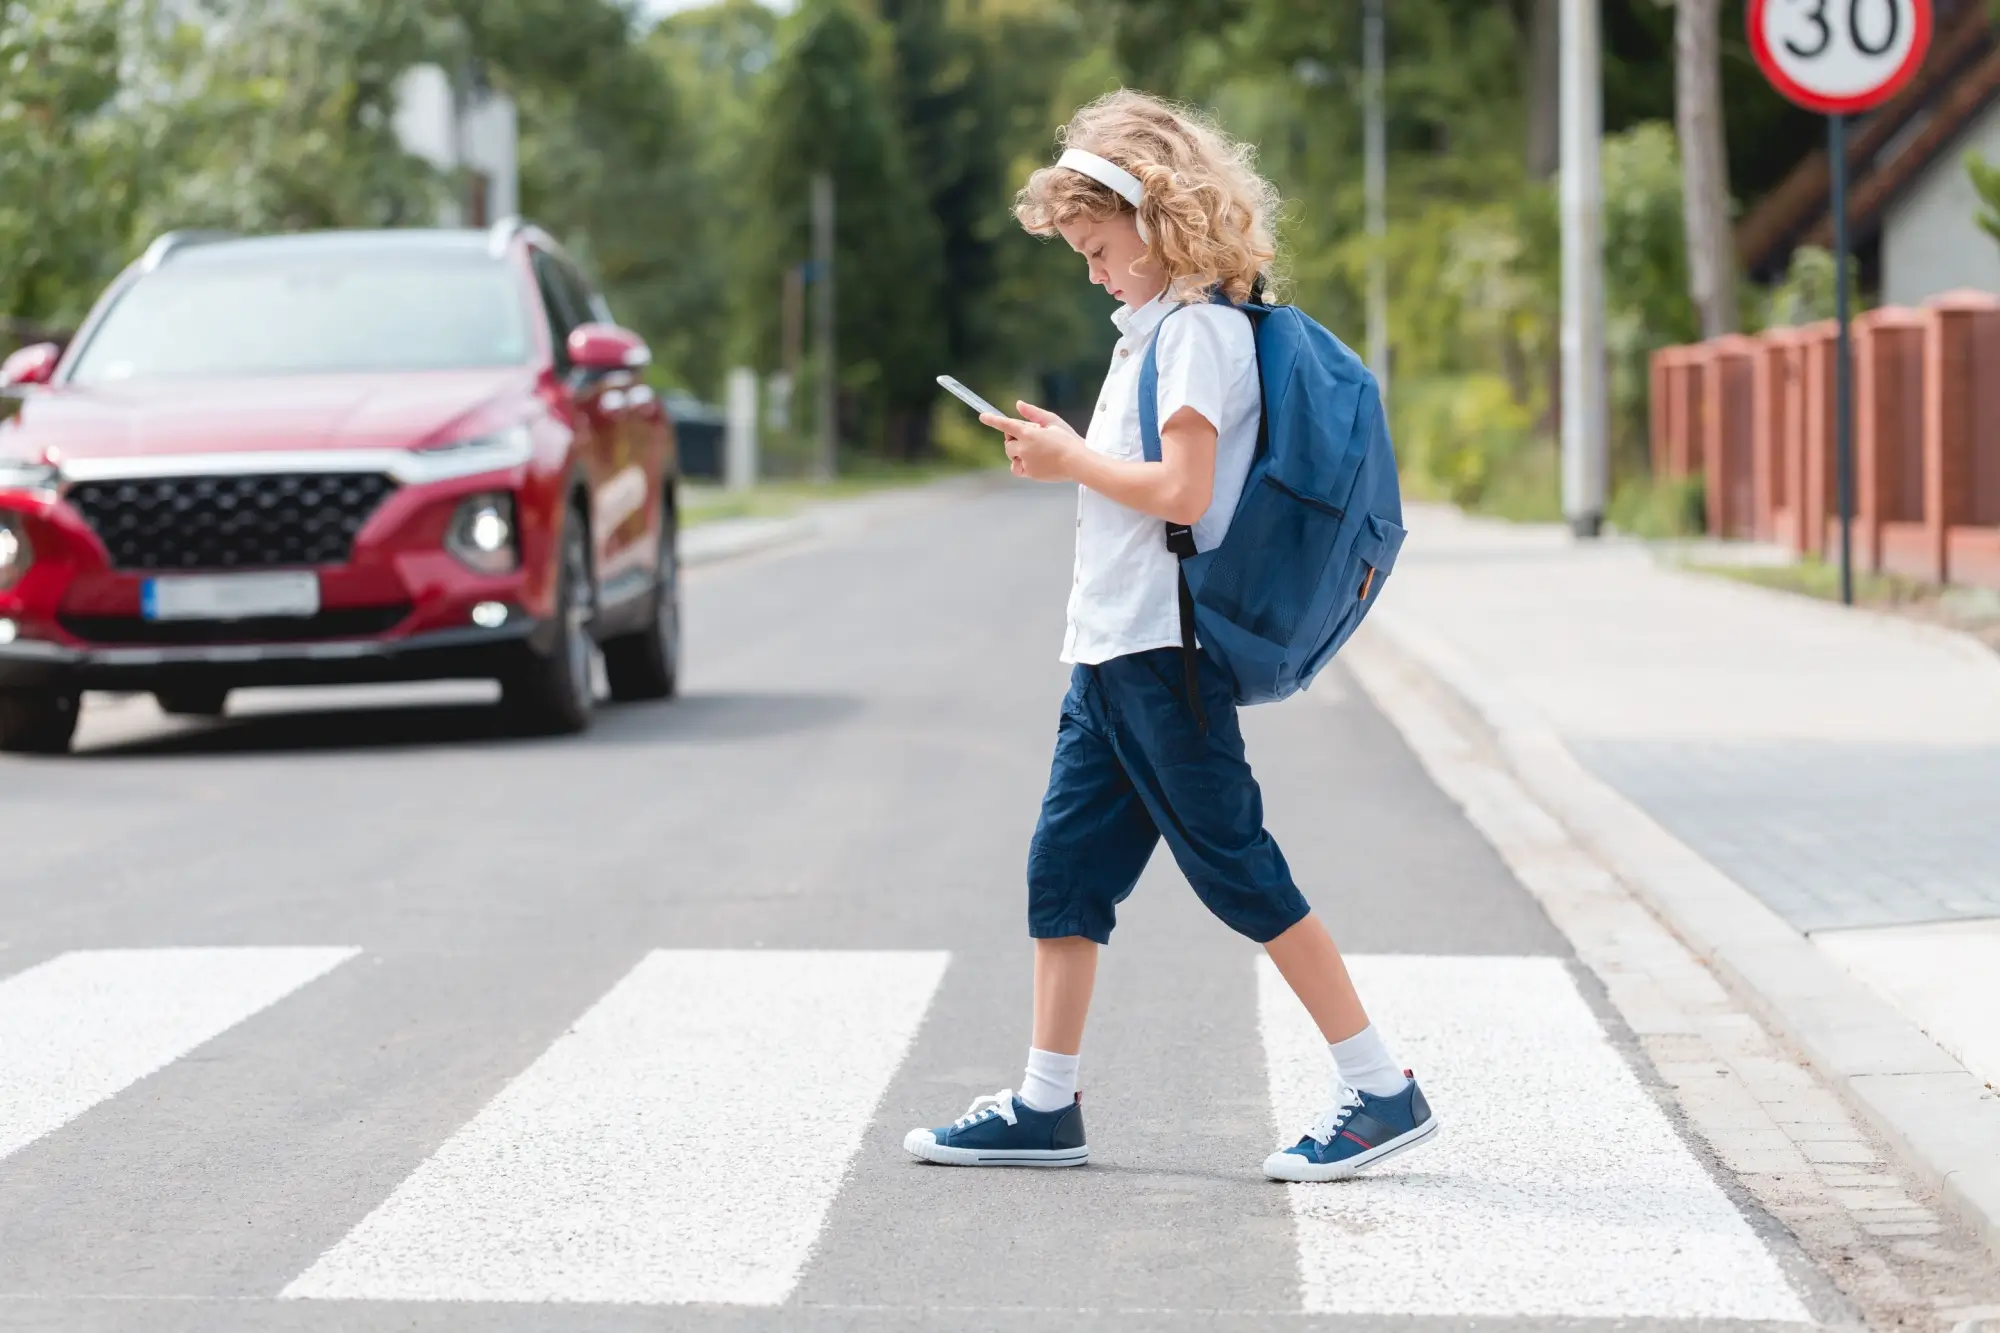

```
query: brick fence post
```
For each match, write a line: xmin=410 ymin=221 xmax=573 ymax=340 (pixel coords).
xmin=1702 ymin=336 xmax=1758 ymax=539
xmin=1923 ymin=290 xmax=2000 ymax=586
xmin=1650 ymin=346 xmax=1674 ymax=479
xmin=1853 ymin=307 xmax=1926 ymax=574
xmin=1671 ymin=345 xmax=1708 ymax=479
xmin=1799 ymin=321 xmax=1838 ymax=561
xmin=1751 ymin=331 xmax=1795 ymax=543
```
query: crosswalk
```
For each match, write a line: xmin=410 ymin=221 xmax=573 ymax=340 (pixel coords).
xmin=0 ymin=945 xmax=1814 ymax=1322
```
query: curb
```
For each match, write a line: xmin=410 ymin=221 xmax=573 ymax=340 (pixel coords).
xmin=679 ymin=471 xmax=1007 ymax=571
xmin=1359 ymin=606 xmax=2000 ymax=1259
xmin=681 ymin=515 xmax=810 ymax=568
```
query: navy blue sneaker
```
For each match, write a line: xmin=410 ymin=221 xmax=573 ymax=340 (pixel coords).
xmin=904 ymin=1089 xmax=1088 ymax=1167
xmin=1264 ymin=1074 xmax=1438 ymax=1182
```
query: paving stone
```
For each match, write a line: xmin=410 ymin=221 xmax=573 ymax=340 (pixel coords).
xmin=1571 ymin=741 xmax=2000 ymax=933
xmin=1801 ymin=1140 xmax=1880 ymax=1164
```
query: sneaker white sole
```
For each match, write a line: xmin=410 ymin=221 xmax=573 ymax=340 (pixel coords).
xmin=903 ymin=1129 xmax=1089 ymax=1167
xmin=1261 ymin=1116 xmax=1440 ymax=1182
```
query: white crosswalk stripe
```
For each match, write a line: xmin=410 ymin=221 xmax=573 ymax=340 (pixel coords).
xmin=0 ymin=946 xmax=358 ymax=1164
xmin=282 ymin=948 xmax=950 ymax=1306
xmin=1258 ymin=954 xmax=1811 ymax=1322
xmin=0 ymin=945 xmax=1820 ymax=1321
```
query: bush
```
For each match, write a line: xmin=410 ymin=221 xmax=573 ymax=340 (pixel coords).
xmin=1608 ymin=472 xmax=1706 ymax=538
xmin=1392 ymin=371 xmax=1553 ymax=516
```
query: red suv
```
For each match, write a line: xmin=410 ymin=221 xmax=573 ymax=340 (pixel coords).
xmin=0 ymin=222 xmax=680 ymax=753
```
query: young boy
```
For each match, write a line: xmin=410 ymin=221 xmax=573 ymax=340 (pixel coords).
xmin=904 ymin=91 xmax=1437 ymax=1182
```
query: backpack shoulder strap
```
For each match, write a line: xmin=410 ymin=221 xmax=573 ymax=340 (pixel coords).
xmin=1137 ymin=294 xmax=1239 ymax=733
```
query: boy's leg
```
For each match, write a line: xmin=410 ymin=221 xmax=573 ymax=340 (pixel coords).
xmin=1264 ymin=914 xmax=1407 ymax=1096
xmin=1032 ymin=936 xmax=1099 ymax=1056
xmin=904 ymin=667 xmax=1155 ymax=1167
xmin=1263 ymin=914 xmax=1367 ymax=1042
xmin=1019 ymin=669 xmax=1154 ymax=1110
xmin=1020 ymin=938 xmax=1096 ymax=1114
xmin=1095 ymin=650 xmax=1437 ymax=1180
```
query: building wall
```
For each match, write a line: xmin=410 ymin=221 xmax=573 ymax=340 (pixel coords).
xmin=1882 ymin=96 xmax=2000 ymax=306
xmin=390 ymin=64 xmax=518 ymax=229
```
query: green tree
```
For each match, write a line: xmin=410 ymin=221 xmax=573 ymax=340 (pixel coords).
xmin=135 ymin=0 xmax=444 ymax=237
xmin=741 ymin=0 xmax=945 ymax=459
xmin=0 ymin=0 xmax=146 ymax=334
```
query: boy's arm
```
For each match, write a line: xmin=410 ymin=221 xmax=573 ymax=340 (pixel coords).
xmin=1065 ymin=407 xmax=1216 ymax=526
xmin=994 ymin=401 xmax=1217 ymax=526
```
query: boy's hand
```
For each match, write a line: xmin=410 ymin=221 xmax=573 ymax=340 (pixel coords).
xmin=981 ymin=401 xmax=1084 ymax=483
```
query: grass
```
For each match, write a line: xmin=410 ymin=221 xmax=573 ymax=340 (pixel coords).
xmin=1684 ymin=557 xmax=2000 ymax=653
xmin=680 ymin=458 xmax=998 ymax=528
xmin=1692 ymin=559 xmax=1928 ymax=605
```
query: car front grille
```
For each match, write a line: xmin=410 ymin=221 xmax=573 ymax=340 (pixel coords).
xmin=66 ymin=472 xmax=397 ymax=571
xmin=60 ymin=606 xmax=413 ymax=647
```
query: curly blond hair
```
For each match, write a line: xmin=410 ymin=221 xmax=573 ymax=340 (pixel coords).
xmin=1014 ymin=90 xmax=1282 ymax=304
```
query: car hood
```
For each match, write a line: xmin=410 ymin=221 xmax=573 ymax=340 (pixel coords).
xmin=0 ymin=368 xmax=537 ymax=465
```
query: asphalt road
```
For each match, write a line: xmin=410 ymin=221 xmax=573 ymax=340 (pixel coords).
xmin=0 ymin=481 xmax=1850 ymax=1331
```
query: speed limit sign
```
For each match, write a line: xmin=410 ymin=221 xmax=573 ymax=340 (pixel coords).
xmin=1749 ymin=0 xmax=1933 ymax=114
xmin=1746 ymin=0 xmax=1932 ymax=607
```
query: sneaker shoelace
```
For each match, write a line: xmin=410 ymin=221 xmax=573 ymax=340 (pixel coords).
xmin=952 ymin=1090 xmax=1020 ymax=1130
xmin=1305 ymin=1086 xmax=1365 ymax=1146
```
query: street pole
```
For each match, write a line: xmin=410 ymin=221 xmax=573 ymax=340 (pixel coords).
xmin=1363 ymin=0 xmax=1389 ymax=394
xmin=811 ymin=173 xmax=837 ymax=484
xmin=1830 ymin=112 xmax=1856 ymax=605
xmin=1559 ymin=0 xmax=1608 ymax=538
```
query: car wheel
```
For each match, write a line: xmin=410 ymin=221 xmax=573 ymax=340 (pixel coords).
xmin=502 ymin=507 xmax=596 ymax=736
xmin=155 ymin=686 xmax=229 ymax=718
xmin=0 ymin=689 xmax=80 ymax=755
xmin=603 ymin=507 xmax=679 ymax=703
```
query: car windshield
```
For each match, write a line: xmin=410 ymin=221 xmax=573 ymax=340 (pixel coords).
xmin=67 ymin=251 xmax=535 ymax=384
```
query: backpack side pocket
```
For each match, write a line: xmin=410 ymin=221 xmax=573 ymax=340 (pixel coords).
xmin=1195 ymin=474 xmax=1344 ymax=645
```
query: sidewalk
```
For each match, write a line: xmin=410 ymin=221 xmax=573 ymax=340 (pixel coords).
xmin=1352 ymin=502 xmax=2000 ymax=1250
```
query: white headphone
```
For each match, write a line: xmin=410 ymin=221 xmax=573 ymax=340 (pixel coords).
xmin=1057 ymin=149 xmax=1150 ymax=243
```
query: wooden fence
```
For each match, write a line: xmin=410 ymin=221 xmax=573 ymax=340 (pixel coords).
xmin=1650 ymin=289 xmax=2000 ymax=589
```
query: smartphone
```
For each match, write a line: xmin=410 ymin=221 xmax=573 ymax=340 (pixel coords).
xmin=936 ymin=375 xmax=1002 ymax=420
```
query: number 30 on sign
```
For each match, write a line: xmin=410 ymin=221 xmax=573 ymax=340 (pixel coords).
xmin=1749 ymin=0 xmax=1933 ymax=115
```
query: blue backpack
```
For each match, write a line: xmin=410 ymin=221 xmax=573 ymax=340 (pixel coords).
xmin=1138 ymin=292 xmax=1406 ymax=726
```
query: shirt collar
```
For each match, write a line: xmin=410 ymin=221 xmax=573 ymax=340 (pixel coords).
xmin=1111 ymin=291 xmax=1173 ymax=342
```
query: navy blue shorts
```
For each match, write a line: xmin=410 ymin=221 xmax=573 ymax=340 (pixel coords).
xmin=1027 ymin=647 xmax=1312 ymax=945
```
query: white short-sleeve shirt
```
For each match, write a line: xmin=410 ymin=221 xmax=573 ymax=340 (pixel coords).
xmin=1061 ymin=294 xmax=1261 ymax=665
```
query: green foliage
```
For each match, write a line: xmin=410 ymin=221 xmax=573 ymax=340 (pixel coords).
xmin=0 ymin=0 xmax=146 ymax=329
xmin=1969 ymin=150 xmax=2000 ymax=253
xmin=1608 ymin=472 xmax=1706 ymax=538
xmin=1759 ymin=244 xmax=1862 ymax=328
xmin=0 ymin=0 xmax=1824 ymax=476
xmin=1600 ymin=122 xmax=1697 ymax=472
xmin=738 ymin=0 xmax=945 ymax=457
xmin=134 ymin=0 xmax=445 ymax=238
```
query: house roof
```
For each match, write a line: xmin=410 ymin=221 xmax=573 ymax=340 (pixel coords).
xmin=1736 ymin=3 xmax=2000 ymax=281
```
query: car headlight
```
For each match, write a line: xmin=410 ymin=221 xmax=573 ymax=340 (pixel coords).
xmin=446 ymin=492 xmax=518 ymax=575
xmin=0 ymin=458 xmax=57 ymax=494
xmin=396 ymin=424 xmax=534 ymax=484
xmin=0 ymin=513 xmax=30 ymax=590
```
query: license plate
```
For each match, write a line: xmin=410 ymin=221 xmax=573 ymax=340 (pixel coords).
xmin=141 ymin=572 xmax=321 ymax=622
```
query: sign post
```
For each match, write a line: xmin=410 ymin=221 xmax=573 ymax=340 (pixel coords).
xmin=1748 ymin=0 xmax=1931 ymax=605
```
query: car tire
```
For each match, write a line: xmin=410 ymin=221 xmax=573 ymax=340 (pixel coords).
xmin=501 ymin=507 xmax=596 ymax=736
xmin=0 ymin=689 xmax=80 ymax=755
xmin=155 ymin=686 xmax=229 ymax=718
xmin=603 ymin=506 xmax=679 ymax=703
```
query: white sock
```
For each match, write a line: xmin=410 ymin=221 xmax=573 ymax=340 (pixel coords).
xmin=1328 ymin=1024 xmax=1408 ymax=1097
xmin=1019 ymin=1046 xmax=1080 ymax=1113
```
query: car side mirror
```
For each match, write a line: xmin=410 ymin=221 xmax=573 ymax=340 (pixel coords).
xmin=0 ymin=343 xmax=59 ymax=389
xmin=566 ymin=324 xmax=650 ymax=375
